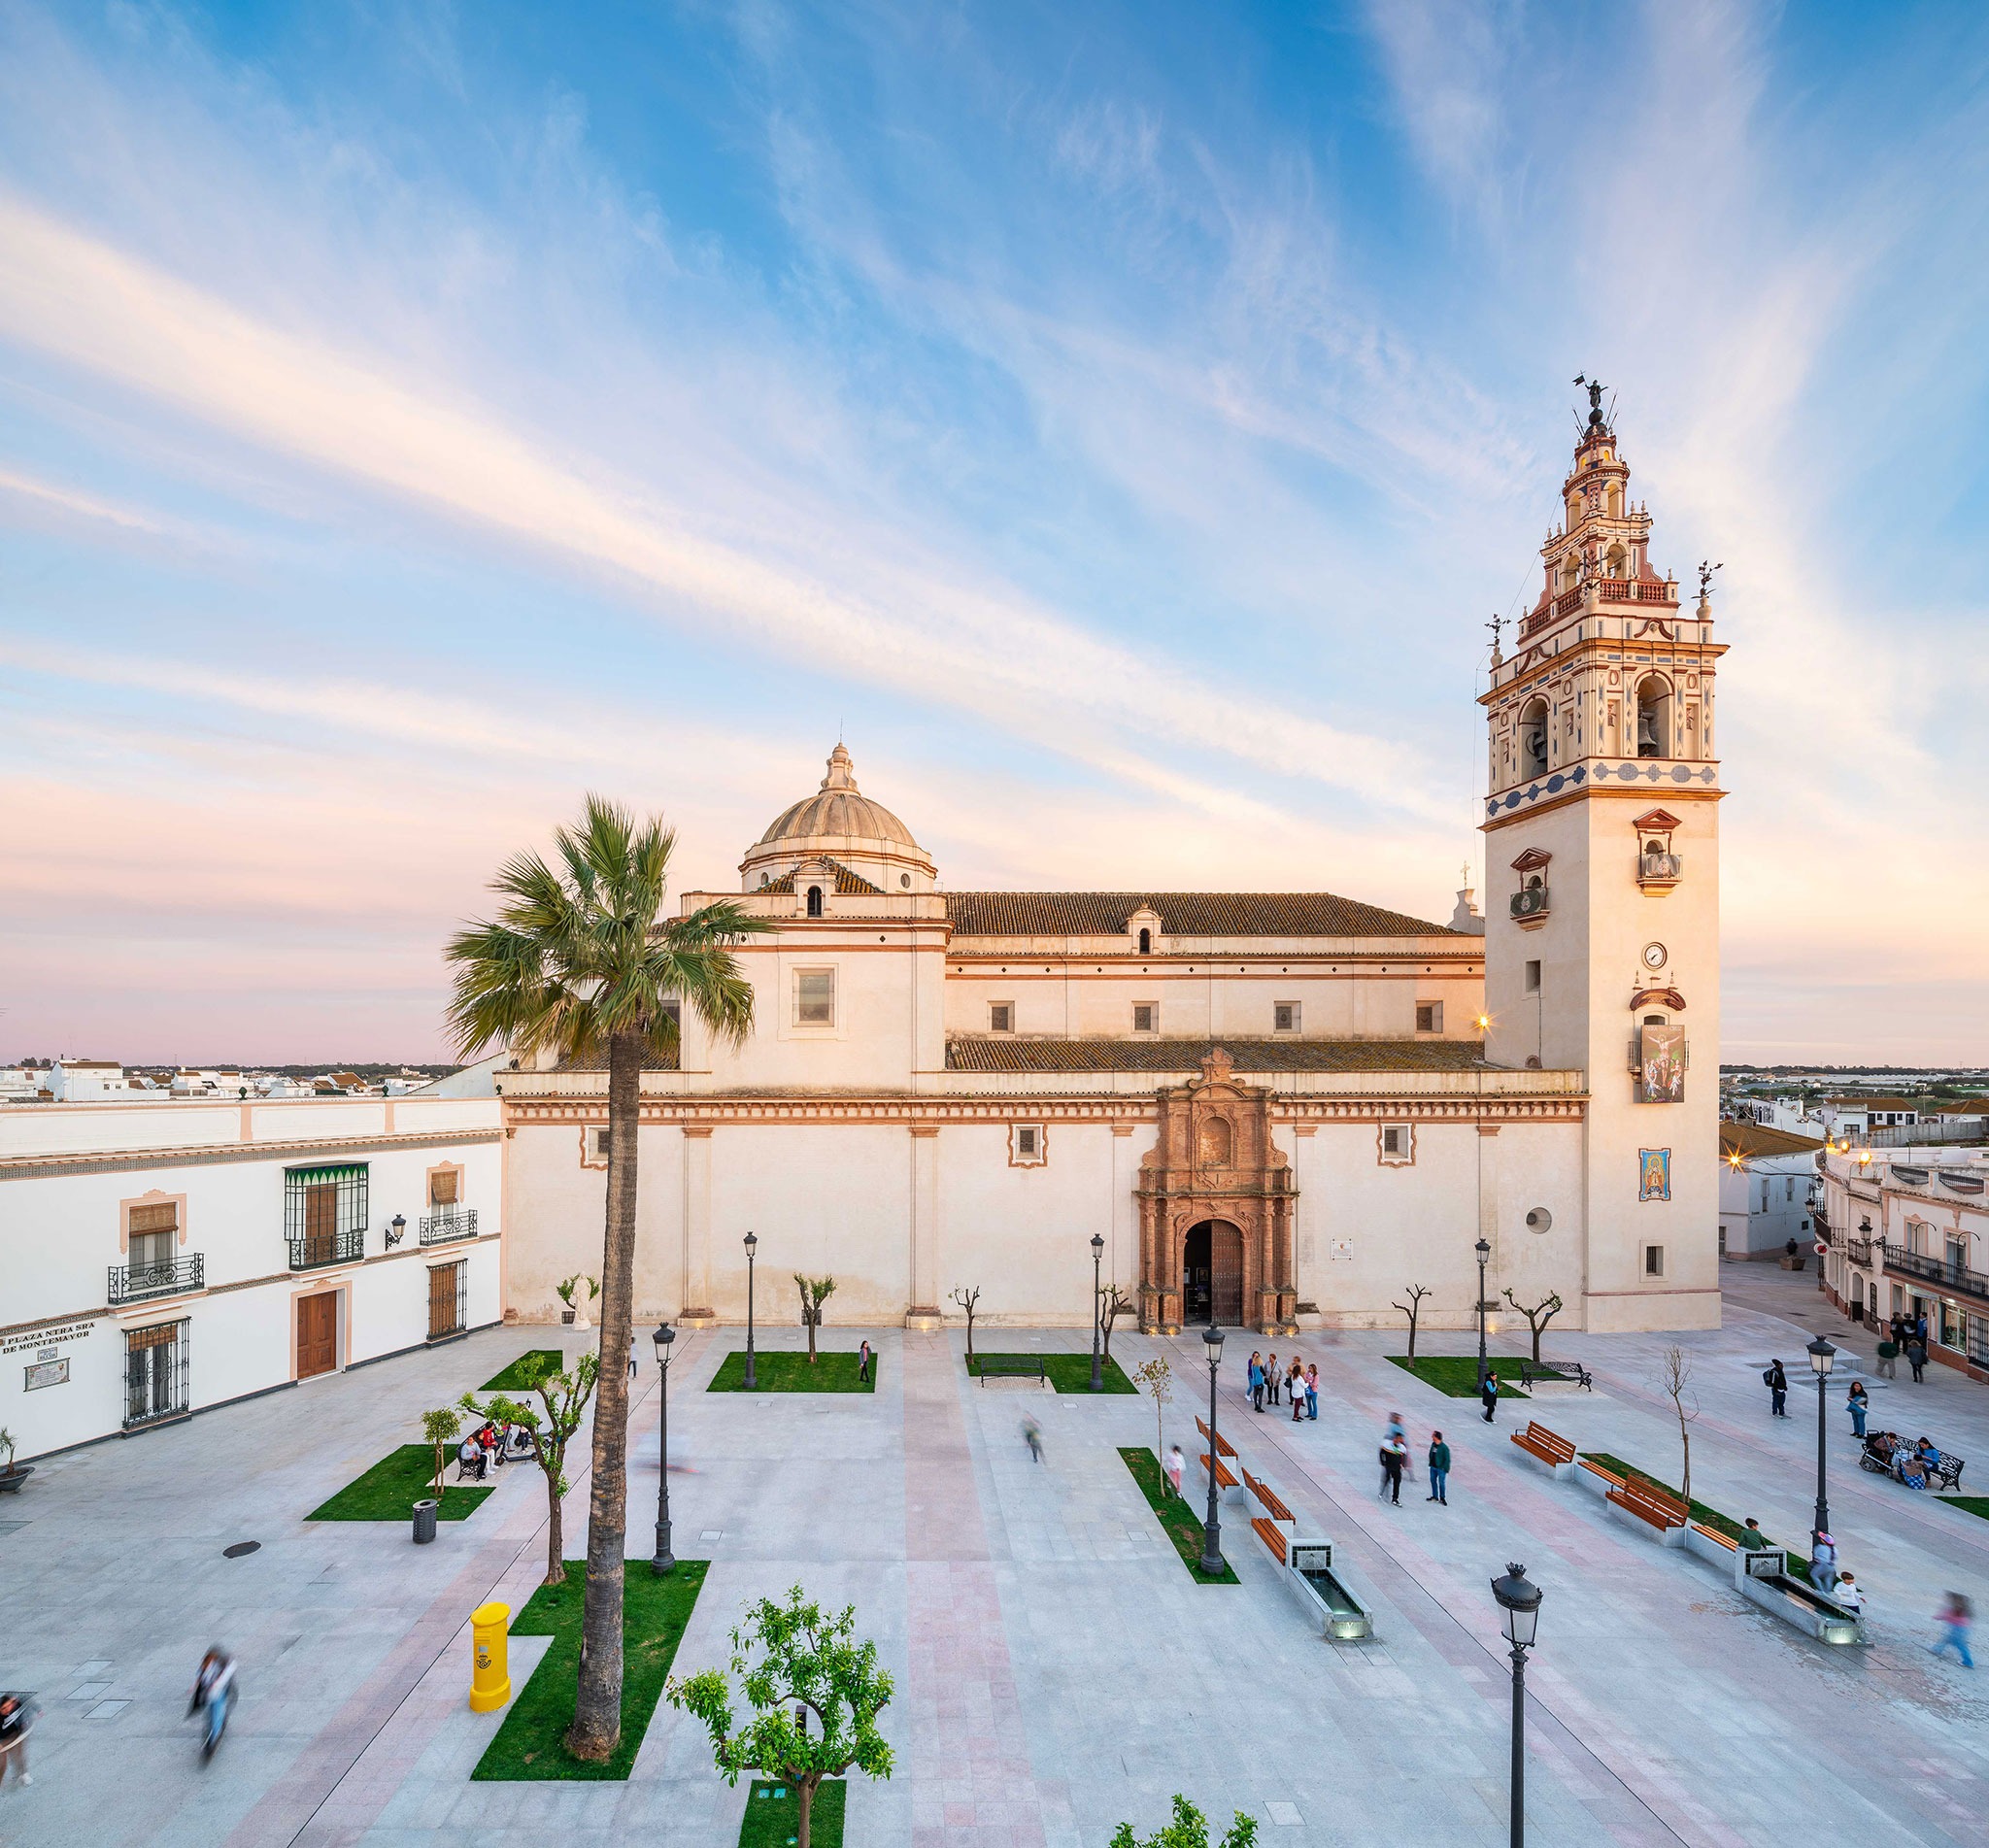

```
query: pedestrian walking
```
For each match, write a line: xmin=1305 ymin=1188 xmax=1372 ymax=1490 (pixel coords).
xmin=1845 ymin=1380 xmax=1870 ymax=1438
xmin=1265 ymin=1353 xmax=1280 ymax=1407
xmin=1165 ymin=1443 xmax=1185 ymax=1499
xmin=1906 ymin=1337 xmax=1928 ymax=1384
xmin=859 ymin=1338 xmax=872 ymax=1384
xmin=1932 ymin=1593 xmax=1975 ymax=1668
xmin=1384 ymin=1411 xmax=1414 ymax=1480
xmin=1248 ymin=1352 xmax=1264 ymax=1413
xmin=1765 ymin=1358 xmax=1789 ymax=1417
xmin=1479 ymin=1368 xmax=1500 ymax=1424
xmin=1874 ymin=1334 xmax=1899 ymax=1379
xmin=628 ymin=1349 xmax=638 ymax=1381
xmin=1304 ymin=1364 xmax=1319 ymax=1421
xmin=1834 ymin=1572 xmax=1863 ymax=1616
xmin=189 ymin=1647 xmax=236 ymax=1762
xmin=1427 ymin=1431 xmax=1451 ymax=1505
xmin=1378 ymin=1434 xmax=1406 ymax=1505
xmin=1810 ymin=1531 xmax=1837 ymax=1593
xmin=0 ymin=1692 xmax=36 ymax=1790
xmin=1022 ymin=1415 xmax=1044 ymax=1463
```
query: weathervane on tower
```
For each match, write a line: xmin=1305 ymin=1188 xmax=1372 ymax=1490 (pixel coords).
xmin=1573 ymin=373 xmax=1610 ymax=432
xmin=1697 ymin=559 xmax=1723 ymax=604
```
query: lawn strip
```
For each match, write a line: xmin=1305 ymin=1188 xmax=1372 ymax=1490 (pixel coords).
xmin=481 ymin=1348 xmax=564 ymax=1392
xmin=1938 ymin=1496 xmax=1989 ymax=1524
xmin=706 ymin=1350 xmax=876 ymax=1393
xmin=1581 ymin=1450 xmax=1813 ymax=1582
xmin=473 ymin=1559 xmax=709 ymax=1781
xmin=1387 ymin=1356 xmax=1529 ymax=1399
xmin=967 ymin=1352 xmax=1136 ymax=1394
xmin=1118 ymin=1446 xmax=1238 ymax=1585
xmin=307 ymin=1444 xmax=492 ymax=1522
xmin=739 ymin=1777 xmax=846 ymax=1847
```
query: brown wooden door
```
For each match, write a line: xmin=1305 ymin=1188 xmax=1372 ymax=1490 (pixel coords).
xmin=297 ymin=1293 xmax=337 ymax=1378
xmin=1209 ymin=1221 xmax=1244 ymax=1326
xmin=302 ymin=1184 xmax=338 ymax=1264
xmin=428 ymin=1263 xmax=460 ymax=1339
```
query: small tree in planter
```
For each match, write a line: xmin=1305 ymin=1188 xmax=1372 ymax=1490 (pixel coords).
xmin=949 ymin=1284 xmax=981 ymax=1363
xmin=1097 ymin=1285 xmax=1136 ymax=1368
xmin=556 ymin=1273 xmax=599 ymax=1329
xmin=1131 ymin=1355 xmax=1172 ymax=1482
xmin=794 ymin=1274 xmax=836 ymax=1362
xmin=421 ymin=1404 xmax=465 ymax=1497
xmin=0 ymin=1427 xmax=30 ymax=1492
xmin=1112 ymin=1794 xmax=1258 ymax=1848
xmin=667 ymin=1586 xmax=893 ymax=1848
xmin=1392 ymin=1284 xmax=1431 ymax=1360
xmin=1501 ymin=1288 xmax=1565 ymax=1364
xmin=462 ymin=1353 xmax=600 ymax=1585
xmin=1660 ymin=1344 xmax=1698 ymax=1506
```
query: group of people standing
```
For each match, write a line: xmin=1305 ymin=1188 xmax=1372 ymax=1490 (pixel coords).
xmin=1246 ymin=1351 xmax=1319 ymax=1422
xmin=1873 ymin=1313 xmax=1931 ymax=1384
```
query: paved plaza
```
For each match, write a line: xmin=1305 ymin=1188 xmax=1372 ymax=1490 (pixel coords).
xmin=3 ymin=1268 xmax=1988 ymax=1847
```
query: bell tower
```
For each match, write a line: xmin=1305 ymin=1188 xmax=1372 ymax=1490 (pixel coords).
xmin=1479 ymin=386 xmax=1725 ymax=1332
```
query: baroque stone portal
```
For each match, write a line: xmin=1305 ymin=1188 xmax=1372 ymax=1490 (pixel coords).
xmin=1136 ymin=1048 xmax=1298 ymax=1335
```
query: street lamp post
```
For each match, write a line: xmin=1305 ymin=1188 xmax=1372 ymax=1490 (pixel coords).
xmin=1490 ymin=1562 xmax=1543 ymax=1848
xmin=743 ymin=1230 xmax=759 ymax=1390
xmin=651 ymin=1321 xmax=676 ymax=1575
xmin=1089 ymin=1232 xmax=1105 ymax=1392
xmin=1807 ymin=1333 xmax=1836 ymax=1558
xmin=1199 ymin=1324 xmax=1226 ymax=1576
xmin=1475 ymin=1237 xmax=1492 ymax=1393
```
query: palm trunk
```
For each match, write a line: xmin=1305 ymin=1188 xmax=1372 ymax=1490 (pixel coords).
xmin=568 ymin=1028 xmax=641 ymax=1760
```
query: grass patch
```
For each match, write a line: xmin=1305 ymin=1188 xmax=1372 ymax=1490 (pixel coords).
xmin=1581 ymin=1451 xmax=1812 ymax=1583
xmin=307 ymin=1444 xmax=493 ymax=1522
xmin=739 ymin=1777 xmax=846 ymax=1847
xmin=1387 ymin=1356 xmax=1530 ymax=1399
xmin=473 ymin=1559 xmax=709 ymax=1781
xmin=966 ymin=1352 xmax=1136 ymax=1394
xmin=481 ymin=1348 xmax=564 ymax=1392
xmin=1118 ymin=1446 xmax=1238 ymax=1585
xmin=706 ymin=1350 xmax=876 ymax=1393
xmin=1938 ymin=1496 xmax=1989 ymax=1524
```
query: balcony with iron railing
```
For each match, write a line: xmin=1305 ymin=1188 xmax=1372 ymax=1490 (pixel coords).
xmin=108 ymin=1254 xmax=204 ymax=1305
xmin=1883 ymin=1243 xmax=1989 ymax=1311
xmin=420 ymin=1207 xmax=479 ymax=1246
xmin=287 ymin=1226 xmax=363 ymax=1271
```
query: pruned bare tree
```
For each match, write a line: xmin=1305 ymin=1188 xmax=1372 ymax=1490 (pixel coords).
xmin=1392 ymin=1284 xmax=1432 ymax=1360
xmin=949 ymin=1285 xmax=982 ymax=1363
xmin=1097 ymin=1285 xmax=1136 ymax=1367
xmin=1501 ymin=1288 xmax=1565 ymax=1363
xmin=1660 ymin=1345 xmax=1698 ymax=1506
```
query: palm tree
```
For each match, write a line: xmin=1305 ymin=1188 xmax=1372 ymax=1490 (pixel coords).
xmin=446 ymin=794 xmax=767 ymax=1761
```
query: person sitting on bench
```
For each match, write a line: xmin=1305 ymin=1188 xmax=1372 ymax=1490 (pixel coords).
xmin=459 ymin=1436 xmax=486 ymax=1480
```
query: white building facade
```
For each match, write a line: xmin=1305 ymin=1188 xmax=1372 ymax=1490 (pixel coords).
xmin=498 ymin=413 xmax=1722 ymax=1340
xmin=0 ymin=1096 xmax=503 ymax=1462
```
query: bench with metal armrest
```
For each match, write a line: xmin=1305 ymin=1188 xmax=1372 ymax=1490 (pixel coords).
xmin=973 ymin=1355 xmax=1047 ymax=1386
xmin=1509 ymin=1421 xmax=1576 ymax=1471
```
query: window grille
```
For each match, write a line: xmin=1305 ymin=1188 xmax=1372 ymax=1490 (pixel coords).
xmin=124 ymin=1318 xmax=190 ymax=1428
xmin=285 ymin=1163 xmax=368 ymax=1267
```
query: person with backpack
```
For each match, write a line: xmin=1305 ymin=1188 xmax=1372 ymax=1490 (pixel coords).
xmin=1377 ymin=1431 xmax=1406 ymax=1506
xmin=1479 ymin=1368 xmax=1500 ymax=1424
xmin=1765 ymin=1358 xmax=1789 ymax=1417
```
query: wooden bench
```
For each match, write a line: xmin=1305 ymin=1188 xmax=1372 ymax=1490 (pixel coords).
xmin=1195 ymin=1416 xmax=1237 ymax=1460
xmin=1691 ymin=1522 xmax=1738 ymax=1552
xmin=1576 ymin=1456 xmax=1626 ymax=1490
xmin=973 ymin=1355 xmax=1047 ymax=1386
xmin=1251 ymin=1516 xmax=1288 ymax=1564
xmin=1607 ymin=1476 xmax=1688 ymax=1532
xmin=1243 ymin=1468 xmax=1294 ymax=1523
xmin=1509 ymin=1422 xmax=1575 ymax=1471
xmin=1199 ymin=1452 xmax=1238 ymax=1491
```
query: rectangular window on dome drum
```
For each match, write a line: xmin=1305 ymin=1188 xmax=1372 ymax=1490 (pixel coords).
xmin=989 ymin=1002 xmax=1013 ymax=1033
xmin=1273 ymin=1001 xmax=1299 ymax=1033
xmin=795 ymin=968 xmax=835 ymax=1025
xmin=1131 ymin=1003 xmax=1157 ymax=1034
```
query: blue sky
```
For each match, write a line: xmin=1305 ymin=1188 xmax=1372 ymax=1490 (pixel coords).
xmin=2 ymin=0 xmax=1986 ymax=1063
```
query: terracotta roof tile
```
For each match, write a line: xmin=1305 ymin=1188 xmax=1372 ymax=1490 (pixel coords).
xmin=1720 ymin=1121 xmax=1826 ymax=1159
xmin=946 ymin=1037 xmax=1490 ymax=1074
xmin=761 ymin=857 xmax=886 ymax=896
xmin=943 ymin=890 xmax=1462 ymax=939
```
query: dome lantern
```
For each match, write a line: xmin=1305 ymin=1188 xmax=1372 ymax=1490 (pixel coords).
xmin=739 ymin=745 xmax=936 ymax=895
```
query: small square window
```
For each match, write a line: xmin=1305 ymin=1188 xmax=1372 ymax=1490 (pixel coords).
xmin=1132 ymin=1002 xmax=1157 ymax=1034
xmin=1009 ymin=1123 xmax=1047 ymax=1166
xmin=1416 ymin=1001 xmax=1443 ymax=1033
xmin=1524 ymin=959 xmax=1541 ymax=993
xmin=1017 ymin=1127 xmax=1037 ymax=1157
xmin=794 ymin=968 xmax=835 ymax=1026
xmin=1644 ymin=1244 xmax=1665 ymax=1277
xmin=989 ymin=1001 xmax=1014 ymax=1033
xmin=584 ymin=1126 xmax=611 ymax=1167
xmin=1273 ymin=1001 xmax=1300 ymax=1033
xmin=1378 ymin=1123 xmax=1414 ymax=1165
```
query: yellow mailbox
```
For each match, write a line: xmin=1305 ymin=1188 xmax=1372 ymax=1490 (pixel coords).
xmin=469 ymin=1600 xmax=512 ymax=1712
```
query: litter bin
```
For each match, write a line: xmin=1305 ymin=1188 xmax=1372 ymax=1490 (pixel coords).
xmin=412 ymin=1497 xmax=439 ymax=1545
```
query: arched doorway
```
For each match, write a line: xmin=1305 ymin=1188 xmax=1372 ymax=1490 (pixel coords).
xmin=1182 ymin=1220 xmax=1244 ymax=1326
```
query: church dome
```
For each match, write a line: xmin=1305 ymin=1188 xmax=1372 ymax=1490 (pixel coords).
xmin=756 ymin=744 xmax=923 ymax=852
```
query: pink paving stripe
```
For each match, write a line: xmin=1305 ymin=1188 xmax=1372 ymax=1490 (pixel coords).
xmin=902 ymin=1332 xmax=1051 ymax=1848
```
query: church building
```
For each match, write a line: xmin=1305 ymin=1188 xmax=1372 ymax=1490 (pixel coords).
xmin=498 ymin=407 xmax=1723 ymax=1337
